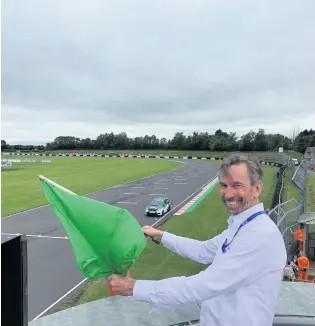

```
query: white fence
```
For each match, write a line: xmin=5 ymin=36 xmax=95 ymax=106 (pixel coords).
xmin=1 ymin=159 xmax=51 ymax=164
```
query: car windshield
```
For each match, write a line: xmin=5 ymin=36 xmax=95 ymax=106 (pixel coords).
xmin=149 ymin=199 xmax=162 ymax=206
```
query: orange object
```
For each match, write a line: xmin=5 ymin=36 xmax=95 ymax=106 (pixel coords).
xmin=298 ymin=269 xmax=309 ymax=281
xmin=312 ymin=278 xmax=315 ymax=284
xmin=108 ymin=271 xmax=131 ymax=296
xmin=108 ymin=283 xmax=116 ymax=296
xmin=293 ymin=228 xmax=304 ymax=251
xmin=297 ymin=255 xmax=309 ymax=281
xmin=293 ymin=229 xmax=304 ymax=241
xmin=297 ymin=255 xmax=309 ymax=268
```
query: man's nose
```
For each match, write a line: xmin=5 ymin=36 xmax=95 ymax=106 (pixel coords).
xmin=222 ymin=186 xmax=236 ymax=198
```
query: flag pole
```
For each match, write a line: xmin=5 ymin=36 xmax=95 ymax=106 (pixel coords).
xmin=38 ymin=175 xmax=76 ymax=195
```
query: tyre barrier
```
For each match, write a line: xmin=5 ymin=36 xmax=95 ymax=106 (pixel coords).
xmin=2 ymin=152 xmax=285 ymax=167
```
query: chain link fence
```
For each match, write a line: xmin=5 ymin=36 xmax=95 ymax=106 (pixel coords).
xmin=269 ymin=157 xmax=311 ymax=259
xmin=269 ymin=199 xmax=303 ymax=258
xmin=292 ymin=159 xmax=309 ymax=194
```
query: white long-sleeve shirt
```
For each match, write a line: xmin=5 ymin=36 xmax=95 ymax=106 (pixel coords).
xmin=133 ymin=203 xmax=287 ymax=326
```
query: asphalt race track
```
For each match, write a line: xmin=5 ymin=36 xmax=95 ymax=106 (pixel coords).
xmin=1 ymin=159 xmax=218 ymax=321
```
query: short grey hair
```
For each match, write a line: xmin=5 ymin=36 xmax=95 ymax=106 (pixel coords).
xmin=218 ymin=154 xmax=263 ymax=185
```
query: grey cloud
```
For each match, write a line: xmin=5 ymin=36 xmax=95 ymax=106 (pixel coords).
xmin=2 ymin=0 xmax=315 ymax=142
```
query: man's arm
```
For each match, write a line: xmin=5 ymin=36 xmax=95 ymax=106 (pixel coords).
xmin=161 ymin=231 xmax=227 ymax=264
xmin=143 ymin=225 xmax=226 ymax=264
xmin=133 ymin=231 xmax=278 ymax=308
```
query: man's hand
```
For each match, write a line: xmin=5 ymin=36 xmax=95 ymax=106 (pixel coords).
xmin=107 ymin=274 xmax=135 ymax=296
xmin=142 ymin=225 xmax=164 ymax=241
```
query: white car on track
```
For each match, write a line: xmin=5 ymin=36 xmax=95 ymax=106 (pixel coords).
xmin=145 ymin=196 xmax=171 ymax=217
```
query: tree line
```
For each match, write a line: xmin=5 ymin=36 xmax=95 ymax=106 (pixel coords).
xmin=1 ymin=128 xmax=314 ymax=153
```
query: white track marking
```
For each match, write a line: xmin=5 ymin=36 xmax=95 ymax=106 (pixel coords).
xmin=174 ymin=182 xmax=187 ymax=184
xmin=2 ymin=205 xmax=50 ymax=219
xmin=130 ymin=186 xmax=145 ymax=189
xmin=32 ymin=278 xmax=88 ymax=320
xmin=150 ymin=193 xmax=167 ymax=196
xmin=123 ymin=193 xmax=139 ymax=195
xmin=117 ymin=201 xmax=137 ymax=205
xmin=154 ymin=187 xmax=168 ymax=190
xmin=1 ymin=233 xmax=69 ymax=240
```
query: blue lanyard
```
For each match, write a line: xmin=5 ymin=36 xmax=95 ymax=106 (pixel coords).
xmin=221 ymin=210 xmax=266 ymax=253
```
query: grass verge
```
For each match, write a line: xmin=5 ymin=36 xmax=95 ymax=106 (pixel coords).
xmin=1 ymin=157 xmax=182 ymax=216
xmin=58 ymin=167 xmax=278 ymax=310
xmin=283 ymin=167 xmax=301 ymax=203
xmin=284 ymin=151 xmax=303 ymax=160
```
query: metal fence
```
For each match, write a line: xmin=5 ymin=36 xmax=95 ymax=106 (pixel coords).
xmin=269 ymin=157 xmax=311 ymax=258
xmin=269 ymin=198 xmax=303 ymax=255
xmin=292 ymin=159 xmax=309 ymax=186
xmin=292 ymin=159 xmax=310 ymax=204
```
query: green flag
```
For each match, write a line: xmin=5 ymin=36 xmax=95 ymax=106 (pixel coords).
xmin=39 ymin=175 xmax=147 ymax=279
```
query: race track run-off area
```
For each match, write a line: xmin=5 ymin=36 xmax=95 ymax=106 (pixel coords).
xmin=1 ymin=159 xmax=218 ymax=321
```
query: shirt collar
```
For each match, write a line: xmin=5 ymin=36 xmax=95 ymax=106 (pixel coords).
xmin=227 ymin=203 xmax=265 ymax=227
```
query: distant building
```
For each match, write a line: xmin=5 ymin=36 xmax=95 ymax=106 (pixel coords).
xmin=304 ymin=147 xmax=315 ymax=160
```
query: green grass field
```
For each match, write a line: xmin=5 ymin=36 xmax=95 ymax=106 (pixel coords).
xmin=306 ymin=173 xmax=315 ymax=212
xmin=283 ymin=167 xmax=301 ymax=203
xmin=284 ymin=151 xmax=303 ymax=160
xmin=1 ymin=157 xmax=183 ymax=216
xmin=58 ymin=166 xmax=277 ymax=310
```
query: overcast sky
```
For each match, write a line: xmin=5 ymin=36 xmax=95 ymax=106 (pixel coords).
xmin=2 ymin=0 xmax=315 ymax=144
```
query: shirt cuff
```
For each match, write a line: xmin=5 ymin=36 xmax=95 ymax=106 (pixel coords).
xmin=161 ymin=231 xmax=174 ymax=247
xmin=133 ymin=280 xmax=154 ymax=302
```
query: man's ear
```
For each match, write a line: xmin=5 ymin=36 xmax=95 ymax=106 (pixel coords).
xmin=255 ymin=181 xmax=263 ymax=197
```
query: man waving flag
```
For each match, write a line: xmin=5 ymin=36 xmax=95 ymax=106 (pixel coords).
xmin=39 ymin=175 xmax=147 ymax=279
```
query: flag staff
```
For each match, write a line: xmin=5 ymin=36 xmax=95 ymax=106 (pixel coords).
xmin=38 ymin=175 xmax=75 ymax=195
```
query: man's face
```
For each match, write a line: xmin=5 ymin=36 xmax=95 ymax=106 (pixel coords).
xmin=219 ymin=163 xmax=263 ymax=215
